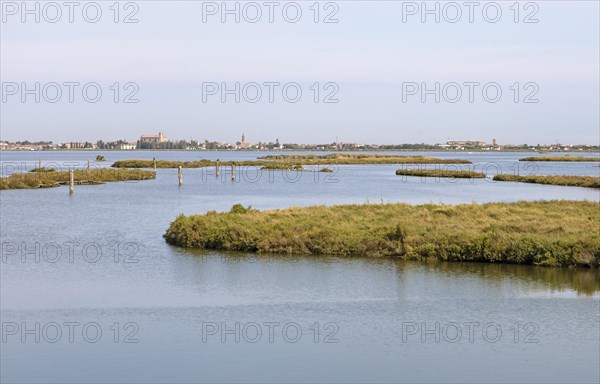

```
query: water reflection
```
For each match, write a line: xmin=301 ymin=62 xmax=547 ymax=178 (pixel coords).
xmin=408 ymin=260 xmax=600 ymax=297
xmin=176 ymin=248 xmax=600 ymax=297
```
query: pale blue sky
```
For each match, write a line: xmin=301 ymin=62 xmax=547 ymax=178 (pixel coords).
xmin=1 ymin=1 xmax=599 ymax=144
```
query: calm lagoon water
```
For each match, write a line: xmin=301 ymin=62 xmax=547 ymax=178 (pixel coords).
xmin=1 ymin=151 xmax=599 ymax=383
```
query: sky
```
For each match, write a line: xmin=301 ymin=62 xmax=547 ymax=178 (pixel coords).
xmin=1 ymin=0 xmax=599 ymax=145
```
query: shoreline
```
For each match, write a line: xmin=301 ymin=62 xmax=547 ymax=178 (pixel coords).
xmin=494 ymin=174 xmax=600 ymax=189
xmin=164 ymin=200 xmax=600 ymax=268
xmin=2 ymin=148 xmax=600 ymax=153
xmin=0 ymin=169 xmax=156 ymax=190
xmin=111 ymin=155 xmax=472 ymax=169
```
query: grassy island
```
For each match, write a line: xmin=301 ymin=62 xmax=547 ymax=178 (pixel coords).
xmin=111 ymin=159 xmax=282 ymax=168
xmin=257 ymin=153 xmax=471 ymax=164
xmin=113 ymin=154 xmax=471 ymax=169
xmin=493 ymin=174 xmax=600 ymax=189
xmin=112 ymin=159 xmax=214 ymax=168
xmin=1 ymin=169 xmax=156 ymax=190
xmin=519 ymin=155 xmax=600 ymax=162
xmin=164 ymin=201 xmax=600 ymax=268
xmin=396 ymin=169 xmax=486 ymax=178
xmin=260 ymin=164 xmax=304 ymax=171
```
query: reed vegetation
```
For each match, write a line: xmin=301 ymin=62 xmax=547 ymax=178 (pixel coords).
xmin=164 ymin=201 xmax=600 ymax=268
xmin=519 ymin=156 xmax=600 ymax=162
xmin=493 ymin=174 xmax=600 ymax=188
xmin=113 ymin=154 xmax=471 ymax=168
xmin=1 ymin=169 xmax=156 ymax=190
xmin=396 ymin=169 xmax=486 ymax=178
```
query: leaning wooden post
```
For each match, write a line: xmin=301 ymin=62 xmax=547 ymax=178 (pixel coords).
xmin=231 ymin=163 xmax=236 ymax=181
xmin=178 ymin=166 xmax=183 ymax=186
xmin=87 ymin=159 xmax=91 ymax=175
xmin=69 ymin=170 xmax=74 ymax=195
xmin=216 ymin=159 xmax=220 ymax=177
xmin=38 ymin=159 xmax=42 ymax=170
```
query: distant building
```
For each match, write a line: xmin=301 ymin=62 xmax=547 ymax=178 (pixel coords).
xmin=140 ymin=132 xmax=168 ymax=144
xmin=492 ymin=138 xmax=497 ymax=146
xmin=63 ymin=142 xmax=86 ymax=149
xmin=236 ymin=133 xmax=250 ymax=148
xmin=447 ymin=140 xmax=486 ymax=147
xmin=118 ymin=142 xmax=137 ymax=150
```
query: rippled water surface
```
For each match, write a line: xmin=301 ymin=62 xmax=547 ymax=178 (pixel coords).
xmin=1 ymin=151 xmax=599 ymax=383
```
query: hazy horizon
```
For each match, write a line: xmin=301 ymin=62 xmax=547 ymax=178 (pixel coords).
xmin=1 ymin=1 xmax=599 ymax=145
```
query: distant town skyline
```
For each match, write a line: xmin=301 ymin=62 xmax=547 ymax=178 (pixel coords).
xmin=1 ymin=130 xmax=599 ymax=148
xmin=2 ymin=131 xmax=598 ymax=153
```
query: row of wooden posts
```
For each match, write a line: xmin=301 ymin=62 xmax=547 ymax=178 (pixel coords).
xmin=176 ymin=160 xmax=235 ymax=186
xmin=44 ymin=158 xmax=236 ymax=195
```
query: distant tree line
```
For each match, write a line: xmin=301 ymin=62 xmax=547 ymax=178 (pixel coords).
xmin=13 ymin=140 xmax=54 ymax=145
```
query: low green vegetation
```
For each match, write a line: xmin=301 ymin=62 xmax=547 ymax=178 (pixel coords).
xmin=396 ymin=169 xmax=486 ymax=178
xmin=229 ymin=203 xmax=255 ymax=214
xmin=1 ymin=169 xmax=156 ymax=190
xmin=260 ymin=163 xmax=304 ymax=171
xmin=112 ymin=159 xmax=214 ymax=168
xmin=96 ymin=155 xmax=106 ymax=162
xmin=112 ymin=159 xmax=281 ymax=168
xmin=494 ymin=174 xmax=600 ymax=189
xmin=29 ymin=167 xmax=56 ymax=173
xmin=113 ymin=154 xmax=471 ymax=169
xmin=519 ymin=155 xmax=600 ymax=162
xmin=164 ymin=201 xmax=600 ymax=268
xmin=320 ymin=168 xmax=334 ymax=173
xmin=258 ymin=153 xmax=471 ymax=164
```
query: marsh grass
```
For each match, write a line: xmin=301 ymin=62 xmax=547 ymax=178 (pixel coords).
xmin=112 ymin=159 xmax=214 ymax=168
xmin=113 ymin=154 xmax=471 ymax=169
xmin=260 ymin=163 xmax=304 ymax=171
xmin=520 ymin=156 xmax=600 ymax=162
xmin=258 ymin=153 xmax=471 ymax=164
xmin=164 ymin=201 xmax=600 ymax=268
xmin=494 ymin=174 xmax=600 ymax=189
xmin=396 ymin=169 xmax=486 ymax=178
xmin=29 ymin=167 xmax=56 ymax=173
xmin=111 ymin=159 xmax=288 ymax=168
xmin=1 ymin=169 xmax=156 ymax=190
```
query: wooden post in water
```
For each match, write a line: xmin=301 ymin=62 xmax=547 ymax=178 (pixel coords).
xmin=87 ymin=159 xmax=91 ymax=175
xmin=69 ymin=171 xmax=74 ymax=195
xmin=39 ymin=159 xmax=42 ymax=170
xmin=178 ymin=166 xmax=183 ymax=186
xmin=216 ymin=159 xmax=220 ymax=177
xmin=153 ymin=158 xmax=157 ymax=171
xmin=231 ymin=164 xmax=236 ymax=181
